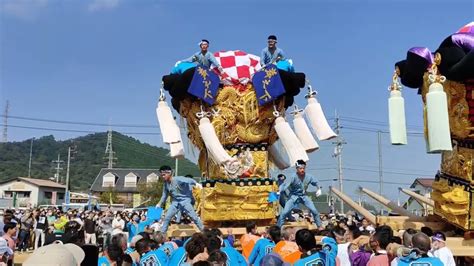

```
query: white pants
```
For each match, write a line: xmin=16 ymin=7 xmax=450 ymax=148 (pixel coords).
xmin=85 ymin=233 xmax=97 ymax=245
xmin=34 ymin=229 xmax=45 ymax=249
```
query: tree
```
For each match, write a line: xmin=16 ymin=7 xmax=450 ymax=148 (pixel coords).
xmin=137 ymin=181 xmax=164 ymax=206
xmin=99 ymin=187 xmax=120 ymax=204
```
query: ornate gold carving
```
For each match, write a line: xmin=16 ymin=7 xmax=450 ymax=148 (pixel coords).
xmin=198 ymin=148 xmax=269 ymax=179
xmin=441 ymin=145 xmax=473 ymax=182
xmin=183 ymin=84 xmax=284 ymax=178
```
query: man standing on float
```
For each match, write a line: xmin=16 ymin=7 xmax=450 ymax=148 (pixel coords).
xmin=156 ymin=165 xmax=204 ymax=232
xmin=277 ymin=160 xmax=324 ymax=230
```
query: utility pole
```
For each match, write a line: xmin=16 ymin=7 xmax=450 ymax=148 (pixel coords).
xmin=28 ymin=138 xmax=34 ymax=177
xmin=65 ymin=144 xmax=76 ymax=205
xmin=333 ymin=111 xmax=346 ymax=214
xmin=2 ymin=100 xmax=9 ymax=143
xmin=104 ymin=129 xmax=116 ymax=169
xmin=378 ymin=131 xmax=383 ymax=196
xmin=52 ymin=154 xmax=64 ymax=183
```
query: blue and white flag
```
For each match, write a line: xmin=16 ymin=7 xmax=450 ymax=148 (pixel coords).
xmin=252 ymin=65 xmax=285 ymax=106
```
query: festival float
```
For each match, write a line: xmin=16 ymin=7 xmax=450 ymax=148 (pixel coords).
xmin=156 ymin=49 xmax=335 ymax=227
xmin=389 ymin=21 xmax=474 ymax=232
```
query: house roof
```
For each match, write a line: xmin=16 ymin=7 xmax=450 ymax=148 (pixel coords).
xmin=0 ymin=177 xmax=66 ymax=189
xmin=410 ymin=178 xmax=434 ymax=189
xmin=90 ymin=168 xmax=160 ymax=193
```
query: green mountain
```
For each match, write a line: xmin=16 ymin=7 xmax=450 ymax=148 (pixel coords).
xmin=0 ymin=132 xmax=200 ymax=191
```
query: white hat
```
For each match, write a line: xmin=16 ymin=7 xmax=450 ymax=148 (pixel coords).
xmin=0 ymin=238 xmax=13 ymax=257
xmin=23 ymin=241 xmax=85 ymax=266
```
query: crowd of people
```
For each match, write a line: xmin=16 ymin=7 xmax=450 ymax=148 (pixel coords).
xmin=0 ymin=207 xmax=463 ymax=266
xmin=0 ymin=160 xmax=466 ymax=265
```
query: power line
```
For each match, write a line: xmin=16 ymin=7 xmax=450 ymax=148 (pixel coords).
xmin=1 ymin=114 xmax=157 ymax=128
xmin=1 ymin=114 xmax=188 ymax=129
xmin=343 ymin=178 xmax=412 ymax=185
xmin=0 ymin=124 xmax=162 ymax=136
xmin=340 ymin=116 xmax=424 ymax=130
xmin=344 ymin=163 xmax=434 ymax=173
xmin=342 ymin=126 xmax=424 ymax=136
xmin=342 ymin=167 xmax=434 ymax=176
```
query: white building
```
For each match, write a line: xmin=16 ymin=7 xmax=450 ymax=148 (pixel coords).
xmin=90 ymin=168 xmax=160 ymax=207
xmin=0 ymin=177 xmax=66 ymax=208
xmin=404 ymin=178 xmax=434 ymax=216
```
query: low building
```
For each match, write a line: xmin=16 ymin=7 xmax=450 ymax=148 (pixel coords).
xmin=404 ymin=178 xmax=434 ymax=216
xmin=0 ymin=177 xmax=66 ymax=208
xmin=90 ymin=168 xmax=160 ymax=207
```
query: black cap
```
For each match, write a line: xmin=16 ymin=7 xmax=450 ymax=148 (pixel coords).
xmin=201 ymin=39 xmax=209 ymax=45
xmin=296 ymin=160 xmax=306 ymax=166
xmin=159 ymin=165 xmax=172 ymax=171
xmin=268 ymin=35 xmax=277 ymax=41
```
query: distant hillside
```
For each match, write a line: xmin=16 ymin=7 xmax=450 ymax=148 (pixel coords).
xmin=0 ymin=132 xmax=200 ymax=191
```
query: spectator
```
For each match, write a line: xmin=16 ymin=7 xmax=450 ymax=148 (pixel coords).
xmin=294 ymin=229 xmax=337 ymax=266
xmin=348 ymin=230 xmax=371 ymax=266
xmin=61 ymin=221 xmax=84 ymax=246
xmin=185 ymin=233 xmax=209 ymax=265
xmin=1 ymin=223 xmax=16 ymax=266
xmin=135 ymin=238 xmax=168 ymax=265
xmin=249 ymin=225 xmax=281 ymax=266
xmin=240 ymin=221 xmax=260 ymax=260
xmin=53 ymin=212 xmax=68 ymax=233
xmin=367 ymin=226 xmax=392 ymax=266
xmin=18 ymin=210 xmax=35 ymax=252
xmin=397 ymin=232 xmax=443 ymax=266
xmin=208 ymin=250 xmax=227 ymax=266
xmin=333 ymin=226 xmax=350 ymax=266
xmin=359 ymin=218 xmax=375 ymax=234
xmin=112 ymin=213 xmax=125 ymax=236
xmin=402 ymin=228 xmax=417 ymax=248
xmin=274 ymin=227 xmax=301 ymax=264
xmin=98 ymin=241 xmax=123 ymax=266
xmin=203 ymin=228 xmax=245 ymax=266
xmin=34 ymin=209 xmax=48 ymax=249
xmin=100 ymin=211 xmax=114 ymax=249
xmin=128 ymin=236 xmax=142 ymax=265
xmin=83 ymin=212 xmax=96 ymax=245
xmin=0 ymin=238 xmax=12 ymax=266
xmin=0 ymin=212 xmax=15 ymax=237
xmin=430 ymin=231 xmax=455 ymax=266
xmin=127 ymin=213 xmax=151 ymax=243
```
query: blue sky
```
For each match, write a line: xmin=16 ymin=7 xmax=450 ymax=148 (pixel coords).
xmin=1 ymin=0 xmax=473 ymax=203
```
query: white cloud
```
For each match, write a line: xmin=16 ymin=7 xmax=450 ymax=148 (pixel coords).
xmin=88 ymin=0 xmax=120 ymax=12
xmin=1 ymin=0 xmax=49 ymax=21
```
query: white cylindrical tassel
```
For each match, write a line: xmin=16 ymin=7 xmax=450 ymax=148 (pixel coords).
xmin=304 ymin=97 xmax=337 ymax=140
xmin=156 ymin=101 xmax=181 ymax=144
xmin=198 ymin=117 xmax=232 ymax=164
xmin=268 ymin=143 xmax=290 ymax=170
xmin=426 ymin=82 xmax=452 ymax=153
xmin=274 ymin=117 xmax=309 ymax=165
xmin=293 ymin=112 xmax=319 ymax=152
xmin=169 ymin=126 xmax=184 ymax=158
xmin=388 ymin=90 xmax=407 ymax=145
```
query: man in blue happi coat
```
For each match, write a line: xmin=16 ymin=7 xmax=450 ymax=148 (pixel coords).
xmin=180 ymin=39 xmax=223 ymax=71
xmin=260 ymin=35 xmax=286 ymax=66
xmin=156 ymin=165 xmax=204 ymax=233
xmin=277 ymin=160 xmax=323 ymax=230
